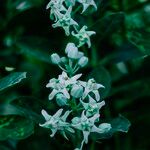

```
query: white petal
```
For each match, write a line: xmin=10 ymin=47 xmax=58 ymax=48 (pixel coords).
xmin=62 ymin=88 xmax=70 ymax=99
xmin=83 ymin=131 xmax=90 ymax=144
xmin=88 ymin=95 xmax=96 ymax=103
xmin=61 ymin=110 xmax=71 ymax=121
xmin=93 ymin=90 xmax=100 ymax=101
xmin=82 ymin=88 xmax=91 ymax=99
xmin=71 ymin=73 xmax=82 ymax=81
xmin=41 ymin=109 xmax=51 ymax=121
xmin=89 ymin=114 xmax=100 ymax=124
xmin=48 ymin=89 xmax=58 ymax=100
xmin=53 ymin=109 xmax=63 ymax=118
xmin=97 ymin=101 xmax=105 ymax=109
xmin=97 ymin=83 xmax=105 ymax=89
xmin=50 ymin=129 xmax=57 ymax=137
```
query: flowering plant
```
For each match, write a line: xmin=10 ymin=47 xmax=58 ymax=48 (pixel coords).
xmin=39 ymin=0 xmax=131 ymax=149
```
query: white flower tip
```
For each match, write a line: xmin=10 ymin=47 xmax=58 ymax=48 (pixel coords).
xmin=41 ymin=109 xmax=46 ymax=115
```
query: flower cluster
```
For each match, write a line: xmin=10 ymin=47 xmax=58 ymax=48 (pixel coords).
xmin=46 ymin=0 xmax=96 ymax=48
xmin=40 ymin=44 xmax=111 ymax=150
xmin=51 ymin=43 xmax=89 ymax=75
xmin=39 ymin=1 xmax=112 ymax=150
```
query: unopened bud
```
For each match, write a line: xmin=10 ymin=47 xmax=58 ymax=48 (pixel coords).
xmin=56 ymin=93 xmax=68 ymax=106
xmin=78 ymin=56 xmax=88 ymax=67
xmin=99 ymin=123 xmax=111 ymax=132
xmin=71 ymin=84 xmax=83 ymax=98
xmin=60 ymin=57 xmax=68 ymax=63
xmin=65 ymin=43 xmax=79 ymax=59
xmin=51 ymin=53 xmax=61 ymax=64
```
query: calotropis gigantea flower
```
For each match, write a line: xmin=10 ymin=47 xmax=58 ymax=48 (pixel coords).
xmin=72 ymin=111 xmax=103 ymax=144
xmin=46 ymin=0 xmax=67 ymax=21
xmin=46 ymin=71 xmax=82 ymax=100
xmin=80 ymin=95 xmax=105 ymax=117
xmin=72 ymin=26 xmax=96 ymax=48
xmin=46 ymin=78 xmax=70 ymax=100
xmin=52 ymin=7 xmax=78 ymax=36
xmin=40 ymin=109 xmax=74 ymax=137
xmin=77 ymin=0 xmax=97 ymax=13
xmin=58 ymin=71 xmax=82 ymax=86
xmin=80 ymin=78 xmax=105 ymax=101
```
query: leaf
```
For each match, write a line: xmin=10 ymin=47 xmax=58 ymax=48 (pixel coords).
xmin=90 ymin=12 xmax=125 ymax=40
xmin=87 ymin=66 xmax=111 ymax=99
xmin=0 ymin=72 xmax=27 ymax=92
xmin=127 ymin=31 xmax=150 ymax=56
xmin=91 ymin=115 xmax=131 ymax=140
xmin=100 ymin=41 xmax=143 ymax=65
xmin=111 ymin=115 xmax=131 ymax=133
xmin=0 ymin=116 xmax=34 ymax=141
xmin=17 ymin=37 xmax=52 ymax=64
xmin=0 ymin=103 xmax=42 ymax=123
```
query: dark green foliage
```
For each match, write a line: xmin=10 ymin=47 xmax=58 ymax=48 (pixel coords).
xmin=0 ymin=0 xmax=150 ymax=149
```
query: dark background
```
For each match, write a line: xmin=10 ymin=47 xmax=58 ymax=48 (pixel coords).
xmin=0 ymin=0 xmax=150 ymax=149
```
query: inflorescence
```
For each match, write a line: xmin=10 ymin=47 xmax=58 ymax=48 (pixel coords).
xmin=39 ymin=1 xmax=112 ymax=150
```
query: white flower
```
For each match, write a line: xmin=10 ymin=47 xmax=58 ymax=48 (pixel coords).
xmin=52 ymin=7 xmax=78 ymax=36
xmin=72 ymin=26 xmax=96 ymax=48
xmin=58 ymin=71 xmax=82 ymax=86
xmin=46 ymin=71 xmax=82 ymax=100
xmin=80 ymin=78 xmax=104 ymax=101
xmin=80 ymin=95 xmax=105 ymax=117
xmin=72 ymin=111 xmax=102 ymax=144
xmin=40 ymin=109 xmax=74 ymax=137
xmin=77 ymin=0 xmax=97 ymax=13
xmin=46 ymin=78 xmax=70 ymax=100
xmin=46 ymin=0 xmax=67 ymax=21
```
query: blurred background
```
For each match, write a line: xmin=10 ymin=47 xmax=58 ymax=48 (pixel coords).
xmin=0 ymin=0 xmax=150 ymax=149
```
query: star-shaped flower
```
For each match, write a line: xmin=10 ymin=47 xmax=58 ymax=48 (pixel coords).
xmin=80 ymin=95 xmax=105 ymax=117
xmin=52 ymin=7 xmax=78 ymax=36
xmin=72 ymin=26 xmax=96 ymax=48
xmin=46 ymin=71 xmax=82 ymax=100
xmin=46 ymin=0 xmax=66 ymax=21
xmin=80 ymin=78 xmax=104 ymax=101
xmin=40 ymin=109 xmax=74 ymax=137
xmin=58 ymin=71 xmax=82 ymax=86
xmin=77 ymin=0 xmax=97 ymax=13
xmin=72 ymin=111 xmax=102 ymax=144
xmin=46 ymin=78 xmax=70 ymax=100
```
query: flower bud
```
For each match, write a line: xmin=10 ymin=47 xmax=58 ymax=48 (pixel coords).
xmin=99 ymin=123 xmax=111 ymax=132
xmin=71 ymin=84 xmax=83 ymax=98
xmin=72 ymin=117 xmax=80 ymax=124
xmin=56 ymin=93 xmax=68 ymax=106
xmin=51 ymin=53 xmax=61 ymax=64
xmin=78 ymin=56 xmax=88 ymax=67
xmin=61 ymin=57 xmax=68 ymax=64
xmin=65 ymin=43 xmax=79 ymax=59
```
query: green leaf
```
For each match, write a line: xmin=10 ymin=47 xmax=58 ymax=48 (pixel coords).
xmin=127 ymin=31 xmax=150 ymax=56
xmin=91 ymin=115 xmax=131 ymax=140
xmin=0 ymin=103 xmax=42 ymax=123
xmin=0 ymin=116 xmax=34 ymax=141
xmin=111 ymin=115 xmax=131 ymax=133
xmin=17 ymin=37 xmax=52 ymax=64
xmin=0 ymin=72 xmax=27 ymax=92
xmin=90 ymin=12 xmax=125 ymax=40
